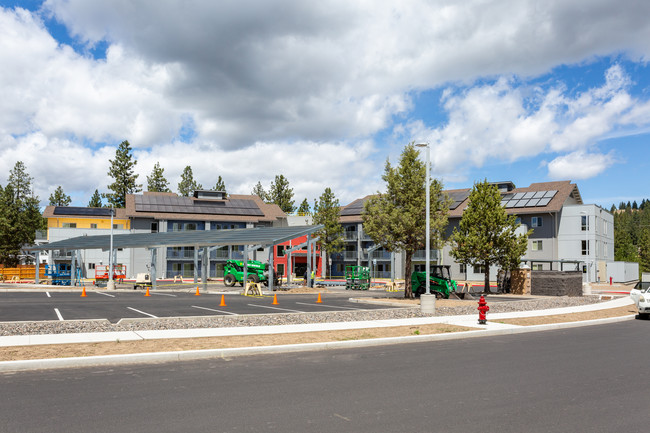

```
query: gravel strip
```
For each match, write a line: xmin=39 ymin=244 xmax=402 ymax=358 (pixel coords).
xmin=0 ymin=296 xmax=605 ymax=337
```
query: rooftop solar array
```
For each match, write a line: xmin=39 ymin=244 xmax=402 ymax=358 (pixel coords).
xmin=448 ymin=190 xmax=470 ymax=210
xmin=340 ymin=198 xmax=367 ymax=216
xmin=500 ymin=190 xmax=557 ymax=209
xmin=53 ymin=207 xmax=113 ymax=217
xmin=134 ymin=195 xmax=264 ymax=216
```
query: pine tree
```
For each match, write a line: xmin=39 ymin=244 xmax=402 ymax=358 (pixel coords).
xmin=313 ymin=188 xmax=344 ymax=278
xmin=251 ymin=181 xmax=268 ymax=202
xmin=146 ymin=162 xmax=171 ymax=192
xmin=268 ymin=175 xmax=295 ymax=213
xmin=48 ymin=186 xmax=71 ymax=206
xmin=0 ymin=163 xmax=46 ymax=266
xmin=213 ymin=176 xmax=227 ymax=194
xmin=105 ymin=140 xmax=142 ymax=208
xmin=363 ymin=144 xmax=450 ymax=298
xmin=178 ymin=166 xmax=202 ymax=197
xmin=297 ymin=198 xmax=310 ymax=215
xmin=633 ymin=200 xmax=638 ymax=210
xmin=450 ymin=180 xmax=530 ymax=294
xmin=88 ymin=189 xmax=103 ymax=207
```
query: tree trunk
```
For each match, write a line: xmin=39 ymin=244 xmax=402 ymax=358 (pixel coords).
xmin=484 ymin=260 xmax=491 ymax=294
xmin=404 ymin=251 xmax=413 ymax=299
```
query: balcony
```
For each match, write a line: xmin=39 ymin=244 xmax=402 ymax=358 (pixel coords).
xmin=166 ymin=249 xmax=197 ymax=259
xmin=370 ymin=250 xmax=392 ymax=260
xmin=343 ymin=251 xmax=357 ymax=260
xmin=344 ymin=232 xmax=357 ymax=241
xmin=412 ymin=249 xmax=439 ymax=260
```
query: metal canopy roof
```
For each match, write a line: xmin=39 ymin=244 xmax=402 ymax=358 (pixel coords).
xmin=28 ymin=225 xmax=324 ymax=251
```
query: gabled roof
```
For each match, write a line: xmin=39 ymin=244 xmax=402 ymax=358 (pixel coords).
xmin=338 ymin=181 xmax=582 ymax=222
xmin=123 ymin=192 xmax=286 ymax=223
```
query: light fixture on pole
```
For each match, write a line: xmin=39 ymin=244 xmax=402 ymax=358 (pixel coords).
xmin=416 ymin=143 xmax=431 ymax=302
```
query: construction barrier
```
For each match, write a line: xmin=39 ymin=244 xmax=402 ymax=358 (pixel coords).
xmin=0 ymin=265 xmax=46 ymax=282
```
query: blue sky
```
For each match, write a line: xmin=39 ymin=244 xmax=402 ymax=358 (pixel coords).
xmin=1 ymin=0 xmax=649 ymax=209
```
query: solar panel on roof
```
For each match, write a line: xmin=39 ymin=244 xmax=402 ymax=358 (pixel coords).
xmin=514 ymin=200 xmax=529 ymax=207
xmin=537 ymin=197 xmax=551 ymax=206
xmin=544 ymin=190 xmax=557 ymax=198
xmin=53 ymin=207 xmax=113 ymax=217
xmin=513 ymin=192 xmax=525 ymax=200
xmin=506 ymin=200 xmax=518 ymax=208
xmin=527 ymin=198 xmax=540 ymax=207
xmin=533 ymin=191 xmax=546 ymax=198
xmin=523 ymin=192 xmax=536 ymax=199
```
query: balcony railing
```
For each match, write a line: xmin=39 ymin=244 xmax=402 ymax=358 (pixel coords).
xmin=344 ymin=232 xmax=357 ymax=240
xmin=370 ymin=250 xmax=391 ymax=260
xmin=412 ymin=249 xmax=439 ymax=260
xmin=343 ymin=251 xmax=357 ymax=260
xmin=166 ymin=249 xmax=197 ymax=259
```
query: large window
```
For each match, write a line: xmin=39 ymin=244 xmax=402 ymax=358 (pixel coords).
xmin=276 ymin=245 xmax=285 ymax=257
xmin=532 ymin=216 xmax=543 ymax=227
xmin=473 ymin=265 xmax=486 ymax=274
xmin=62 ymin=222 xmax=76 ymax=228
xmin=532 ymin=240 xmax=543 ymax=251
xmin=582 ymin=240 xmax=589 ymax=255
xmin=459 ymin=263 xmax=467 ymax=274
xmin=581 ymin=215 xmax=589 ymax=231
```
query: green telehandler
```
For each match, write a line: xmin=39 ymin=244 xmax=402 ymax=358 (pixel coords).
xmin=411 ymin=265 xmax=462 ymax=299
xmin=223 ymin=259 xmax=279 ymax=287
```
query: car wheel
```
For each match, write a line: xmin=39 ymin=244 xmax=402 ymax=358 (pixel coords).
xmin=224 ymin=274 xmax=236 ymax=287
xmin=639 ymin=313 xmax=649 ymax=320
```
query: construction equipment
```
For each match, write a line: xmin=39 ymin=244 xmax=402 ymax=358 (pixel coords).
xmin=411 ymin=265 xmax=460 ymax=299
xmin=223 ymin=259 xmax=279 ymax=287
xmin=345 ymin=265 xmax=370 ymax=290
xmin=133 ymin=273 xmax=152 ymax=290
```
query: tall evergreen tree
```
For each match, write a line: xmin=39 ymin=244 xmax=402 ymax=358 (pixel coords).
xmin=0 ymin=163 xmax=46 ymax=266
xmin=105 ymin=140 xmax=141 ymax=208
xmin=213 ymin=176 xmax=227 ymax=194
xmin=48 ymin=186 xmax=71 ymax=206
xmin=146 ymin=162 xmax=171 ymax=192
xmin=177 ymin=165 xmax=202 ymax=197
xmin=450 ymin=180 xmax=530 ymax=294
xmin=313 ymin=188 xmax=344 ymax=278
xmin=297 ymin=198 xmax=311 ymax=215
xmin=363 ymin=144 xmax=450 ymax=298
xmin=251 ymin=181 xmax=268 ymax=202
xmin=88 ymin=189 xmax=103 ymax=207
xmin=268 ymin=174 xmax=295 ymax=213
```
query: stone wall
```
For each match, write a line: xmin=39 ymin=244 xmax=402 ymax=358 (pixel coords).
xmin=531 ymin=271 xmax=582 ymax=297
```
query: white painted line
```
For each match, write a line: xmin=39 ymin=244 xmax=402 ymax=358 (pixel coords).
xmin=295 ymin=302 xmax=362 ymax=310
xmin=45 ymin=292 xmax=51 ymax=298
xmin=95 ymin=291 xmax=115 ymax=297
xmin=127 ymin=307 xmax=158 ymax=318
xmin=191 ymin=305 xmax=238 ymax=315
xmin=247 ymin=304 xmax=305 ymax=313
xmin=150 ymin=292 xmax=177 ymax=297
xmin=54 ymin=308 xmax=64 ymax=321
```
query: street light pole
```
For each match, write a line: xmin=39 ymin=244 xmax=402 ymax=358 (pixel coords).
xmin=108 ymin=207 xmax=115 ymax=290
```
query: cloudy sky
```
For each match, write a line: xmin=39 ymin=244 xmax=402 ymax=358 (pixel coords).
xmin=1 ymin=0 xmax=649 ymax=209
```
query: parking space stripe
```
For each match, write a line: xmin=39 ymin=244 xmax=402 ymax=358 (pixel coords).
xmin=54 ymin=308 xmax=64 ymax=321
xmin=45 ymin=292 xmax=51 ymax=298
xmin=150 ymin=292 xmax=177 ymax=297
xmin=127 ymin=307 xmax=158 ymax=318
xmin=191 ymin=305 xmax=238 ymax=315
xmin=95 ymin=291 xmax=115 ymax=297
xmin=247 ymin=304 xmax=305 ymax=313
xmin=294 ymin=302 xmax=362 ymax=310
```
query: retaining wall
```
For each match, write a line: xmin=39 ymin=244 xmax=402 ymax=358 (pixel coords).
xmin=531 ymin=271 xmax=582 ymax=297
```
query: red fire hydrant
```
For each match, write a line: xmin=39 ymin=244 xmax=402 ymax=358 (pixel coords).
xmin=478 ymin=295 xmax=489 ymax=325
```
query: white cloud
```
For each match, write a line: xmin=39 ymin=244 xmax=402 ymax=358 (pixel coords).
xmin=546 ymin=151 xmax=615 ymax=179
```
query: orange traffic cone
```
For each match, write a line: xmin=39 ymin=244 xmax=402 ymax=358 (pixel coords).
xmin=272 ymin=293 xmax=279 ymax=305
xmin=316 ymin=292 xmax=322 ymax=303
xmin=145 ymin=286 xmax=151 ymax=297
xmin=195 ymin=286 xmax=201 ymax=296
xmin=80 ymin=286 xmax=87 ymax=297
xmin=219 ymin=294 xmax=227 ymax=307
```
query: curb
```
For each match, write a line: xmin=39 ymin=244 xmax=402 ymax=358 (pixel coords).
xmin=0 ymin=314 xmax=635 ymax=373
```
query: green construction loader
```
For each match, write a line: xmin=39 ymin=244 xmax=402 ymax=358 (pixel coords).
xmin=223 ymin=259 xmax=279 ymax=287
xmin=411 ymin=265 xmax=459 ymax=298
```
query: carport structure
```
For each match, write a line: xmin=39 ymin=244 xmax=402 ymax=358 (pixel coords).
xmin=28 ymin=225 xmax=324 ymax=292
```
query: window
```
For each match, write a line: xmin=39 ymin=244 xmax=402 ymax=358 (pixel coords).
xmin=473 ymin=265 xmax=486 ymax=274
xmin=532 ymin=240 xmax=543 ymax=251
xmin=151 ymin=222 xmax=158 ymax=233
xmin=171 ymin=222 xmax=182 ymax=232
xmin=113 ymin=224 xmax=123 ymax=229
xmin=277 ymin=264 xmax=285 ymax=276
xmin=582 ymin=240 xmax=589 ymax=255
xmin=581 ymin=215 xmax=589 ymax=231
xmin=532 ymin=217 xmax=543 ymax=227
xmin=459 ymin=263 xmax=467 ymax=274
xmin=88 ymin=263 xmax=95 ymax=270
xmin=276 ymin=245 xmax=285 ymax=257
xmin=186 ymin=223 xmax=197 ymax=231
xmin=90 ymin=223 xmax=98 ymax=229
xmin=532 ymin=264 xmax=544 ymax=271
xmin=62 ymin=222 xmax=76 ymax=228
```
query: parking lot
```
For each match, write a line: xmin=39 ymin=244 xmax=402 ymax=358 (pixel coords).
xmin=0 ymin=290 xmax=394 ymax=324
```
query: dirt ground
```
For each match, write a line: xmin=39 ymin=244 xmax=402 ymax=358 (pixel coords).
xmin=0 ymin=297 xmax=638 ymax=362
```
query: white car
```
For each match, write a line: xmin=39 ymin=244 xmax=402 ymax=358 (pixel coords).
xmin=629 ymin=282 xmax=650 ymax=318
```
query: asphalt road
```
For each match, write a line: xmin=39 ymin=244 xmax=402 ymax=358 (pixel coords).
xmin=2 ymin=320 xmax=647 ymax=432
xmin=0 ymin=291 xmax=393 ymax=323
